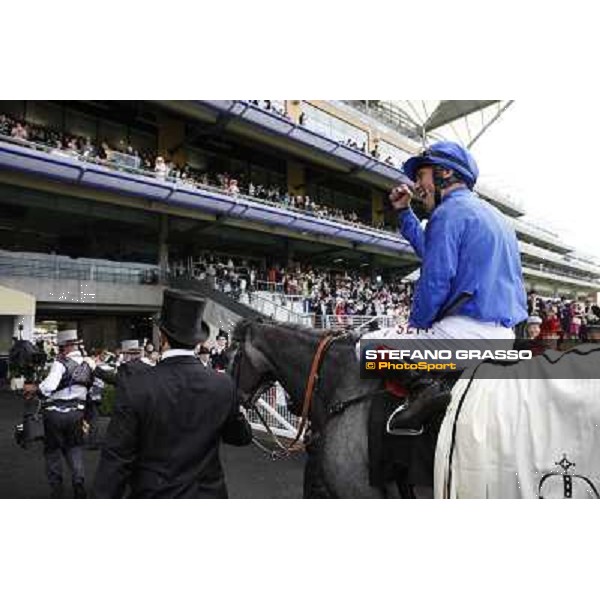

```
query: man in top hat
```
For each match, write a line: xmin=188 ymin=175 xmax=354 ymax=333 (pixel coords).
xmin=28 ymin=324 xmax=95 ymax=498
xmin=197 ymin=345 xmax=212 ymax=369
xmin=210 ymin=330 xmax=230 ymax=372
xmin=94 ymin=339 xmax=153 ymax=386
xmin=93 ymin=289 xmax=252 ymax=499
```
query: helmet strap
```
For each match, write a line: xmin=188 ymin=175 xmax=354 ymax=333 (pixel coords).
xmin=433 ymin=166 xmax=464 ymax=206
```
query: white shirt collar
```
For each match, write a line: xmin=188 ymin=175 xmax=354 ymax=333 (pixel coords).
xmin=161 ymin=349 xmax=196 ymax=360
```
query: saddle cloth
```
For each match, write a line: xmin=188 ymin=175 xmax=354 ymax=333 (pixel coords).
xmin=435 ymin=344 xmax=600 ymax=499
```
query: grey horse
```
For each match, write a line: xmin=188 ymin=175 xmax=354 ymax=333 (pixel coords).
xmin=230 ymin=319 xmax=436 ymax=498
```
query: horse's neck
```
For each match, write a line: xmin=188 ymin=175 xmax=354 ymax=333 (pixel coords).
xmin=257 ymin=326 xmax=319 ymax=404
xmin=256 ymin=325 xmax=372 ymax=407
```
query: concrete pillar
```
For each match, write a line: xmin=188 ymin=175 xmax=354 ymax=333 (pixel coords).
xmin=0 ymin=316 xmax=14 ymax=354
xmin=158 ymin=214 xmax=169 ymax=283
xmin=287 ymin=160 xmax=306 ymax=196
xmin=285 ymin=239 xmax=295 ymax=266
xmin=371 ymin=189 xmax=385 ymax=227
xmin=156 ymin=113 xmax=187 ymax=166
xmin=13 ymin=315 xmax=34 ymax=341
xmin=286 ymin=100 xmax=302 ymax=123
xmin=368 ymin=130 xmax=379 ymax=156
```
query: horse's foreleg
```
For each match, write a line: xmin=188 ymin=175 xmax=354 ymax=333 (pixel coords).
xmin=303 ymin=432 xmax=333 ymax=498
xmin=321 ymin=400 xmax=385 ymax=499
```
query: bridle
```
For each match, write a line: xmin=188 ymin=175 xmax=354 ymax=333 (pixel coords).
xmin=231 ymin=329 xmax=345 ymax=458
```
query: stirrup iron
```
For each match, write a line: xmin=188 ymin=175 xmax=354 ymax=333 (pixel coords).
xmin=385 ymin=402 xmax=424 ymax=437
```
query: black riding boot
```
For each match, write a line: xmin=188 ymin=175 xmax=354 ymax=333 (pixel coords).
xmin=387 ymin=375 xmax=452 ymax=435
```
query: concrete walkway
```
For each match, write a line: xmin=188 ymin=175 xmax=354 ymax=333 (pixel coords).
xmin=0 ymin=389 xmax=305 ymax=499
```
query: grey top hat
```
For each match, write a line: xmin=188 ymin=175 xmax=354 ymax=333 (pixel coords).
xmin=158 ymin=289 xmax=210 ymax=345
xmin=120 ymin=339 xmax=142 ymax=353
xmin=56 ymin=323 xmax=81 ymax=346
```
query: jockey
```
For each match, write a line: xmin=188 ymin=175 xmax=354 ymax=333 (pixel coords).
xmin=362 ymin=141 xmax=528 ymax=434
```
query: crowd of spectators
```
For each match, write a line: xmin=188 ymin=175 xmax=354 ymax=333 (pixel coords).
xmin=249 ymin=100 xmax=292 ymax=120
xmin=1 ymin=103 xmax=402 ymax=173
xmin=244 ymin=103 xmax=400 ymax=168
xmin=172 ymin=252 xmax=414 ymax=329
xmin=336 ymin=138 xmax=395 ymax=166
xmin=0 ymin=112 xmax=393 ymax=233
xmin=525 ymin=292 xmax=600 ymax=342
xmin=264 ymin=262 xmax=413 ymax=327
xmin=0 ymin=112 xmax=156 ymax=168
xmin=176 ymin=252 xmax=600 ymax=340
xmin=171 ymin=168 xmax=392 ymax=230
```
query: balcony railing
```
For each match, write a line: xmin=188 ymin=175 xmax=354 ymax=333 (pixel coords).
xmin=0 ymin=252 xmax=160 ymax=285
xmin=0 ymin=133 xmax=401 ymax=240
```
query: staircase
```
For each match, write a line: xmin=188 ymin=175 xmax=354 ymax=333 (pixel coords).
xmin=168 ymin=276 xmax=314 ymax=329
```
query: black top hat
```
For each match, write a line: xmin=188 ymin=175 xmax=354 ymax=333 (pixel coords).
xmin=158 ymin=289 xmax=210 ymax=345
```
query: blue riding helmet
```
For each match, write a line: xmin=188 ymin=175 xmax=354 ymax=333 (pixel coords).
xmin=402 ymin=141 xmax=479 ymax=189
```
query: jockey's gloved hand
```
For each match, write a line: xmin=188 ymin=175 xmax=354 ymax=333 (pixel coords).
xmin=389 ymin=184 xmax=413 ymax=212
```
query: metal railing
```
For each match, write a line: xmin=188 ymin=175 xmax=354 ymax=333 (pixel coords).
xmin=512 ymin=217 xmax=573 ymax=251
xmin=342 ymin=101 xmax=423 ymax=142
xmin=520 ymin=241 xmax=600 ymax=277
xmin=522 ymin=264 xmax=600 ymax=287
xmin=0 ymin=132 xmax=401 ymax=239
xmin=246 ymin=384 xmax=300 ymax=439
xmin=251 ymin=290 xmax=311 ymax=314
xmin=316 ymin=314 xmax=400 ymax=331
xmin=241 ymin=293 xmax=314 ymax=326
xmin=0 ymin=252 xmax=160 ymax=285
xmin=254 ymin=280 xmax=284 ymax=293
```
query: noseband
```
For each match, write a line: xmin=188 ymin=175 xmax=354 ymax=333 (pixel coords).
xmin=231 ymin=330 xmax=345 ymax=455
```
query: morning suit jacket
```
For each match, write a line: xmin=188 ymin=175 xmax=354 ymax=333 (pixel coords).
xmin=93 ymin=355 xmax=252 ymax=499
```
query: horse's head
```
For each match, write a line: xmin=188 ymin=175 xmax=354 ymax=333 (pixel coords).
xmin=229 ymin=319 xmax=277 ymax=408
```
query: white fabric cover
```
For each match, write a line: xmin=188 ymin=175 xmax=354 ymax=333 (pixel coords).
xmin=435 ymin=345 xmax=600 ymax=499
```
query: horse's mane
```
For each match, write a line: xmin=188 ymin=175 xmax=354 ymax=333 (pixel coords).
xmin=231 ymin=318 xmax=254 ymax=344
xmin=232 ymin=317 xmax=354 ymax=347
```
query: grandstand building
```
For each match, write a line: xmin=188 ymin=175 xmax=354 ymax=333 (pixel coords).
xmin=0 ymin=100 xmax=598 ymax=353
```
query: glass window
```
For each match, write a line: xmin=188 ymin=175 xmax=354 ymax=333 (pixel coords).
xmin=130 ymin=129 xmax=156 ymax=154
xmin=27 ymin=101 xmax=62 ymax=129
xmin=271 ymin=100 xmax=286 ymax=113
xmin=0 ymin=100 xmax=25 ymax=120
xmin=301 ymin=103 xmax=368 ymax=148
xmin=98 ymin=120 xmax=127 ymax=149
xmin=377 ymin=140 xmax=411 ymax=168
xmin=65 ymin=110 xmax=97 ymax=140
xmin=187 ymin=148 xmax=208 ymax=171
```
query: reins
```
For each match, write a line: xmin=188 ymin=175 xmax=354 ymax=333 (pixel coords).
xmin=244 ymin=330 xmax=346 ymax=459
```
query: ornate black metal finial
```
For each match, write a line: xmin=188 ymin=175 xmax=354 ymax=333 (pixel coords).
xmin=539 ymin=453 xmax=600 ymax=499
xmin=556 ymin=454 xmax=575 ymax=473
